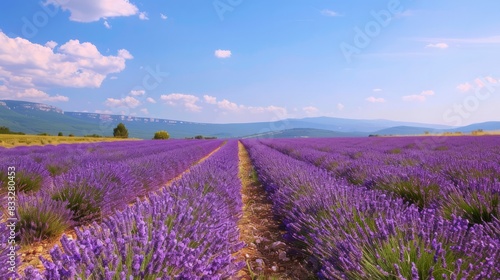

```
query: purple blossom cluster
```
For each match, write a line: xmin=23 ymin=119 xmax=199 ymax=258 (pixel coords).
xmin=23 ymin=140 xmax=244 ymax=279
xmin=16 ymin=192 xmax=73 ymax=245
xmin=242 ymin=139 xmax=500 ymax=279
xmin=259 ymin=136 xmax=500 ymax=225
xmin=1 ymin=140 xmax=222 ymax=245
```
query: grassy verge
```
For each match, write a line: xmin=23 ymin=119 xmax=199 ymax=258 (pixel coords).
xmin=0 ymin=134 xmax=138 ymax=148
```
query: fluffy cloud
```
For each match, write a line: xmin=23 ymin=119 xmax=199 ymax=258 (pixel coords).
xmin=402 ymin=90 xmax=434 ymax=102
xmin=373 ymin=88 xmax=383 ymax=92
xmin=475 ymin=76 xmax=498 ymax=88
xmin=321 ymin=9 xmax=340 ymax=17
xmin=0 ymin=32 xmax=132 ymax=99
xmin=217 ymin=99 xmax=240 ymax=111
xmin=457 ymin=77 xmax=498 ymax=93
xmin=45 ymin=0 xmax=139 ymax=22
xmin=45 ymin=41 xmax=58 ymax=49
xmin=161 ymin=93 xmax=202 ymax=112
xmin=105 ymin=96 xmax=141 ymax=108
xmin=204 ymin=95 xmax=287 ymax=117
xmin=160 ymin=13 xmax=168 ymax=20
xmin=104 ymin=20 xmax=111 ymax=29
xmin=1 ymin=88 xmax=69 ymax=102
xmin=140 ymin=108 xmax=149 ymax=114
xmin=425 ymin=43 xmax=449 ymax=49
xmin=337 ymin=103 xmax=345 ymax=111
xmin=214 ymin=49 xmax=231 ymax=59
xmin=203 ymin=95 xmax=217 ymax=104
xmin=138 ymin=12 xmax=149 ymax=20
xmin=365 ymin=96 xmax=386 ymax=103
xmin=303 ymin=106 xmax=319 ymax=115
xmin=457 ymin=82 xmax=473 ymax=92
xmin=129 ymin=89 xmax=145 ymax=96
xmin=146 ymin=97 xmax=156 ymax=104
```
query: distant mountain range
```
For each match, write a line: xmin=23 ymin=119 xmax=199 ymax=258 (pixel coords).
xmin=1 ymin=100 xmax=499 ymax=139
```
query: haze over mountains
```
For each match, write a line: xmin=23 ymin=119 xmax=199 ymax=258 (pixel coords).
xmin=1 ymin=100 xmax=499 ymax=139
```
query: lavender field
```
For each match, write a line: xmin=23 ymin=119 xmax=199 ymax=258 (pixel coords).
xmin=1 ymin=136 xmax=500 ymax=279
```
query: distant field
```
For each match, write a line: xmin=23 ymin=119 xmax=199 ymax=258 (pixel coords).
xmin=0 ymin=134 xmax=136 ymax=148
xmin=384 ymin=130 xmax=500 ymax=137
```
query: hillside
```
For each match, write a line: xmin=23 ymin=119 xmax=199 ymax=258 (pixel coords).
xmin=1 ymin=100 xmax=499 ymax=139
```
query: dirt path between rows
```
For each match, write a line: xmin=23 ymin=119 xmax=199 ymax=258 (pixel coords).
xmin=18 ymin=142 xmax=224 ymax=274
xmin=236 ymin=141 xmax=312 ymax=280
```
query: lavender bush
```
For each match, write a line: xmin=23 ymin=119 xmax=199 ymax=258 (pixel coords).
xmin=51 ymin=161 xmax=142 ymax=224
xmin=243 ymin=139 xmax=500 ymax=279
xmin=24 ymin=141 xmax=244 ymax=279
xmin=16 ymin=192 xmax=74 ymax=245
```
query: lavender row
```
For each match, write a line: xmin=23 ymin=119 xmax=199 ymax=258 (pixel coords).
xmin=1 ymin=140 xmax=223 ymax=246
xmin=0 ymin=139 xmax=221 ymax=191
xmin=23 ymin=140 xmax=244 ymax=279
xmin=242 ymin=139 xmax=500 ymax=279
xmin=260 ymin=137 xmax=500 ymax=225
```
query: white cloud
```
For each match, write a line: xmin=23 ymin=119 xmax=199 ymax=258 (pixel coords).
xmin=160 ymin=13 xmax=168 ymax=20
xmin=140 ymin=108 xmax=149 ymax=114
xmin=456 ymin=78 xmax=497 ymax=93
xmin=217 ymin=99 xmax=240 ymax=111
xmin=475 ymin=76 xmax=499 ymax=88
xmin=138 ymin=12 xmax=149 ymax=20
xmin=337 ymin=103 xmax=345 ymax=111
xmin=146 ymin=97 xmax=156 ymax=104
xmin=104 ymin=20 xmax=111 ymax=29
xmin=203 ymin=95 xmax=217 ymax=104
xmin=485 ymin=76 xmax=498 ymax=84
xmin=3 ymin=88 xmax=69 ymax=102
xmin=0 ymin=32 xmax=132 ymax=95
xmin=160 ymin=93 xmax=202 ymax=112
xmin=214 ymin=49 xmax=231 ymax=59
xmin=365 ymin=96 xmax=386 ymax=103
xmin=303 ymin=106 xmax=319 ymax=115
xmin=105 ymin=96 xmax=141 ymax=108
xmin=205 ymin=96 xmax=287 ymax=117
xmin=45 ymin=41 xmax=58 ymax=49
xmin=425 ymin=43 xmax=449 ymax=49
xmin=321 ymin=9 xmax=340 ymax=17
xmin=45 ymin=0 xmax=139 ymax=22
xmin=129 ymin=89 xmax=145 ymax=96
xmin=457 ymin=82 xmax=473 ymax=93
xmin=402 ymin=90 xmax=434 ymax=102
xmin=373 ymin=88 xmax=383 ymax=92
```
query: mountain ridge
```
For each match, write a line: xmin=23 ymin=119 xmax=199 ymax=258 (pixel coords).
xmin=1 ymin=100 xmax=499 ymax=139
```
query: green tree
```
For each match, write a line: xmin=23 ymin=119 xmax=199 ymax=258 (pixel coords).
xmin=113 ymin=123 xmax=129 ymax=138
xmin=58 ymin=132 xmax=63 ymax=136
xmin=0 ymin=126 xmax=11 ymax=134
xmin=153 ymin=130 xmax=170 ymax=140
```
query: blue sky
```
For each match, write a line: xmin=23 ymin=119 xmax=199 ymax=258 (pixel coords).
xmin=0 ymin=0 xmax=499 ymax=125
